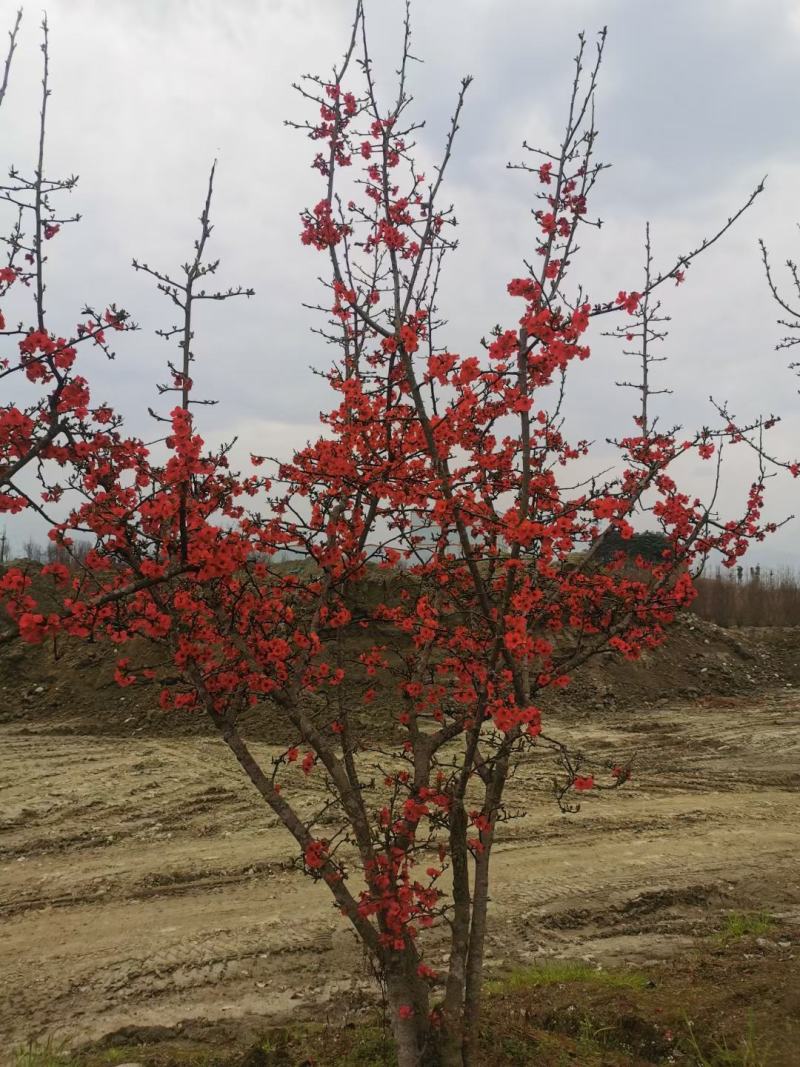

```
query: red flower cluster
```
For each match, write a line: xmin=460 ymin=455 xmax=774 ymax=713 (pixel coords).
xmin=1 ymin=16 xmax=788 ymax=1057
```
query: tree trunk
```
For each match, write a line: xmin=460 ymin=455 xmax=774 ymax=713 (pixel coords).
xmin=386 ymin=972 xmax=429 ymax=1067
xmin=462 ymin=820 xmax=497 ymax=1064
xmin=435 ymin=1032 xmax=465 ymax=1067
xmin=438 ymin=801 xmax=470 ymax=1066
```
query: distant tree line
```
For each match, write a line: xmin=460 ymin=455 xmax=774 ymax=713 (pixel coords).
xmin=0 ymin=528 xmax=91 ymax=567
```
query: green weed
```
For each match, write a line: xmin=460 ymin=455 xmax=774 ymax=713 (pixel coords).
xmin=576 ymin=1014 xmax=616 ymax=1053
xmin=715 ymin=912 xmax=774 ymax=943
xmin=486 ymin=958 xmax=649 ymax=995
xmin=685 ymin=1015 xmax=773 ymax=1067
xmin=13 ymin=1038 xmax=76 ymax=1067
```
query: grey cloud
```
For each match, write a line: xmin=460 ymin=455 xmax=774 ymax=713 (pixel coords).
xmin=1 ymin=0 xmax=798 ymax=562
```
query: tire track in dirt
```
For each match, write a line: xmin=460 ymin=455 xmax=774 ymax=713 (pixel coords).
xmin=1 ymin=692 xmax=798 ymax=1056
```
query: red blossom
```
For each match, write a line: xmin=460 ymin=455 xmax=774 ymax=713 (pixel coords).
xmin=0 ymin=18 xmax=785 ymax=1057
xmin=304 ymin=839 xmax=329 ymax=870
xmin=615 ymin=290 xmax=641 ymax=315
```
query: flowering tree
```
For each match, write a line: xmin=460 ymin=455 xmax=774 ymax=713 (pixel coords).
xmin=0 ymin=10 xmax=133 ymax=536
xmin=0 ymin=6 xmax=781 ymax=1066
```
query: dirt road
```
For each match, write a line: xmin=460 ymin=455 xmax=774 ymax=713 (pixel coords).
xmin=1 ymin=691 xmax=798 ymax=1057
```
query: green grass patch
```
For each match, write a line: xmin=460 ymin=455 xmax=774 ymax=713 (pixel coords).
xmin=91 ymin=1051 xmax=147 ymax=1067
xmin=485 ymin=958 xmax=649 ymax=995
xmin=714 ymin=912 xmax=774 ymax=944
xmin=13 ymin=1039 xmax=77 ymax=1067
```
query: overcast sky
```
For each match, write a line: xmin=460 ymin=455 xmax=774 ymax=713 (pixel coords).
xmin=2 ymin=0 xmax=799 ymax=566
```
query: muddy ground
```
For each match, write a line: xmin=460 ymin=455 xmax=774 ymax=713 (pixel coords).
xmin=1 ymin=680 xmax=799 ymax=1062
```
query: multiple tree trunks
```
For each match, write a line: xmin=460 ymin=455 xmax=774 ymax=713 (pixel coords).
xmin=1 ymin=5 xmax=795 ymax=1065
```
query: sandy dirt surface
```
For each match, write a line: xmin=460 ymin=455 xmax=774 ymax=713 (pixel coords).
xmin=1 ymin=690 xmax=799 ymax=1059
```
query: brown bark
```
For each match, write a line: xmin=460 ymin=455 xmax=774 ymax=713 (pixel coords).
xmin=386 ymin=970 xmax=429 ymax=1067
xmin=438 ymin=801 xmax=469 ymax=1064
xmin=462 ymin=841 xmax=492 ymax=1067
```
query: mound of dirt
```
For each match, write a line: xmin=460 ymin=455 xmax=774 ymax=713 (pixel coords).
xmin=1 ymin=560 xmax=798 ymax=741
xmin=541 ymin=613 xmax=800 ymax=718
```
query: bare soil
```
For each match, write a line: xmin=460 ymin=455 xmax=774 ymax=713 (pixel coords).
xmin=2 ymin=681 xmax=799 ymax=1062
xmin=2 ymin=564 xmax=800 ymax=743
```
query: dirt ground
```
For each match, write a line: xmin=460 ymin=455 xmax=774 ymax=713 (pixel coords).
xmin=3 ymin=564 xmax=800 ymax=743
xmin=2 ymin=682 xmax=799 ymax=1062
